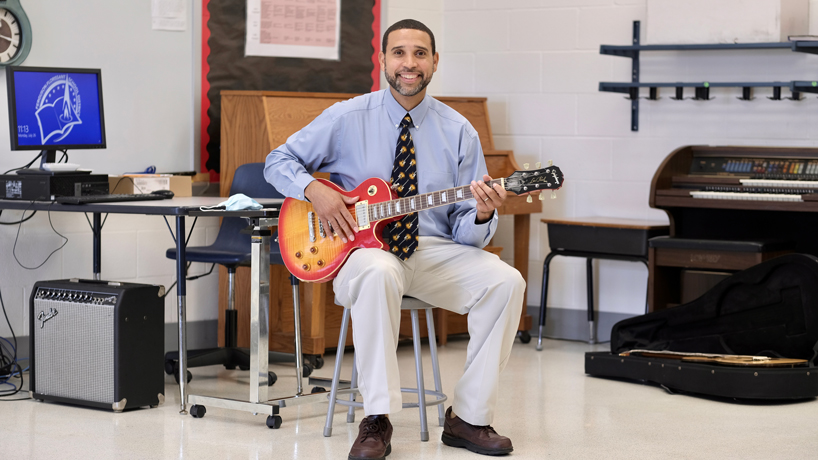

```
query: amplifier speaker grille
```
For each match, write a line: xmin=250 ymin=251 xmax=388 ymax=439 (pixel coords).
xmin=34 ymin=296 xmax=115 ymax=403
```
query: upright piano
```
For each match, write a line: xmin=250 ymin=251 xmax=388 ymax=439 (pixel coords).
xmin=649 ymin=145 xmax=818 ymax=311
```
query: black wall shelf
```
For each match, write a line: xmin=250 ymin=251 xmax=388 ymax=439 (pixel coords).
xmin=599 ymin=21 xmax=818 ymax=131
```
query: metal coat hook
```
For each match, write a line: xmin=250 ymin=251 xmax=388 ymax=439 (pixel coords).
xmin=768 ymin=86 xmax=782 ymax=100
xmin=671 ymin=86 xmax=685 ymax=100
xmin=737 ymin=87 xmax=754 ymax=101
xmin=692 ymin=85 xmax=713 ymax=101
xmin=785 ymin=91 xmax=802 ymax=101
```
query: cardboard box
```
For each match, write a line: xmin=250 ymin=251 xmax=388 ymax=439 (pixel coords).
xmin=109 ymin=175 xmax=192 ymax=197
xmin=647 ymin=0 xmax=809 ymax=44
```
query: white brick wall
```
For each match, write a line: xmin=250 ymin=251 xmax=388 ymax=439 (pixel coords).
xmin=382 ymin=0 xmax=818 ymax=319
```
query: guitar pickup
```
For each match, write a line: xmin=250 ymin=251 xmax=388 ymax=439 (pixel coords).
xmin=308 ymin=212 xmax=316 ymax=242
xmin=319 ymin=219 xmax=326 ymax=238
xmin=356 ymin=200 xmax=370 ymax=230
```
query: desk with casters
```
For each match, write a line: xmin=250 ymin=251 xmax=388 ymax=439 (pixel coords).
xmin=538 ymin=217 xmax=668 ymax=348
xmin=0 ymin=196 xmax=283 ymax=415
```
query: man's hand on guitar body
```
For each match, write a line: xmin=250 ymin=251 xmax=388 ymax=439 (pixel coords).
xmin=471 ymin=174 xmax=507 ymax=224
xmin=304 ymin=180 xmax=359 ymax=243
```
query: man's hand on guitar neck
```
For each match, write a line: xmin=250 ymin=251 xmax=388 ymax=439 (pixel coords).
xmin=471 ymin=174 xmax=507 ymax=224
xmin=305 ymin=180 xmax=360 ymax=243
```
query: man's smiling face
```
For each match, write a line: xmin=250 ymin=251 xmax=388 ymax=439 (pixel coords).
xmin=380 ymin=28 xmax=439 ymax=102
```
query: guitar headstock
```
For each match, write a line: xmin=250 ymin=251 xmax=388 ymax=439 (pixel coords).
xmin=505 ymin=163 xmax=564 ymax=196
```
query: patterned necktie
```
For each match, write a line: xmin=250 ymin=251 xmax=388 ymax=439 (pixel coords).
xmin=383 ymin=113 xmax=419 ymax=260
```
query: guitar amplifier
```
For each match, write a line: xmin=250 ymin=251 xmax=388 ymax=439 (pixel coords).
xmin=29 ymin=279 xmax=165 ymax=411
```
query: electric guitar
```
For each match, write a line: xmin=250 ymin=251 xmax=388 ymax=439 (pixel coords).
xmin=279 ymin=164 xmax=565 ymax=282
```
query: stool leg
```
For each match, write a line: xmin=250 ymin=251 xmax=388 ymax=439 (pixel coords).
xmin=347 ymin=356 xmax=358 ymax=423
xmin=641 ymin=259 xmax=650 ymax=314
xmin=586 ymin=258 xmax=595 ymax=344
xmin=324 ymin=308 xmax=351 ymax=437
xmin=425 ymin=308 xmax=445 ymax=427
xmin=410 ymin=309 xmax=429 ymax=441
xmin=538 ymin=252 xmax=557 ymax=351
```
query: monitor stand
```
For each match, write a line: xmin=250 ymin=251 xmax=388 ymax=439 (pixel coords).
xmin=39 ymin=149 xmax=58 ymax=169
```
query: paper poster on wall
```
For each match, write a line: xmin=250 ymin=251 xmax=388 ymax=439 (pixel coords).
xmin=151 ymin=0 xmax=187 ymax=31
xmin=245 ymin=0 xmax=341 ymax=60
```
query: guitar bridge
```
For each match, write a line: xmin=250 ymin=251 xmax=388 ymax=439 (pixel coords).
xmin=356 ymin=200 xmax=370 ymax=230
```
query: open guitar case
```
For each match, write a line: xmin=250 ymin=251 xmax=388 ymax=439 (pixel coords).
xmin=585 ymin=253 xmax=818 ymax=400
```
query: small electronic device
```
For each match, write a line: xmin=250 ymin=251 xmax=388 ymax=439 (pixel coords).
xmin=6 ymin=66 xmax=106 ymax=170
xmin=0 ymin=173 xmax=109 ymax=200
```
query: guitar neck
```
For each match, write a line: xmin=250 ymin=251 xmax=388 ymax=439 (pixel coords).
xmin=366 ymin=178 xmax=505 ymax=222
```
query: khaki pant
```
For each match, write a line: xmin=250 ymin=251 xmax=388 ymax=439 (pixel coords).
xmin=333 ymin=236 xmax=526 ymax=426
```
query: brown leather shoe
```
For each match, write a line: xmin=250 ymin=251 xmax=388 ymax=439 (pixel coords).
xmin=441 ymin=407 xmax=513 ymax=456
xmin=348 ymin=414 xmax=393 ymax=460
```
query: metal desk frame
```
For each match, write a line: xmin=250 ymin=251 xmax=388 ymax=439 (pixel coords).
xmin=184 ymin=210 xmax=331 ymax=427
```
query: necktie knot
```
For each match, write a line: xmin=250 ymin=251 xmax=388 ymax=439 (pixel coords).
xmin=400 ymin=113 xmax=413 ymax=129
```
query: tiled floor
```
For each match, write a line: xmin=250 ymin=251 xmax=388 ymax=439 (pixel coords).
xmin=2 ymin=338 xmax=817 ymax=459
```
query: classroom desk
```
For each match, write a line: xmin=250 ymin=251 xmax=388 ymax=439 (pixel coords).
xmin=0 ymin=197 xmax=284 ymax=414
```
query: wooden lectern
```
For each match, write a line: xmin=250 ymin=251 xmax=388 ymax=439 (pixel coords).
xmin=218 ymin=91 xmax=539 ymax=360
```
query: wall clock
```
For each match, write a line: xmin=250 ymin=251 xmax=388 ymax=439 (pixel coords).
xmin=0 ymin=0 xmax=31 ymax=65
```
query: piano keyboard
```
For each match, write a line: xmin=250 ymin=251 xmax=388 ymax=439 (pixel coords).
xmin=690 ymin=191 xmax=803 ymax=202
xmin=740 ymin=179 xmax=818 ymax=189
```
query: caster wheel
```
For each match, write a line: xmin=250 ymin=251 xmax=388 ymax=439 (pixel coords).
xmin=174 ymin=370 xmax=193 ymax=384
xmin=517 ymin=330 xmax=531 ymax=344
xmin=164 ymin=359 xmax=176 ymax=375
xmin=311 ymin=386 xmax=326 ymax=394
xmin=266 ymin=415 xmax=282 ymax=429
xmin=190 ymin=405 xmax=206 ymax=418
xmin=305 ymin=354 xmax=325 ymax=369
xmin=302 ymin=363 xmax=313 ymax=378
xmin=268 ymin=372 xmax=277 ymax=386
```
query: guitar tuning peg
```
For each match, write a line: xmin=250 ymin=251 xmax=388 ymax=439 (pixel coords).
xmin=539 ymin=192 xmax=544 ymax=201
xmin=535 ymin=162 xmax=541 ymax=169
xmin=523 ymin=163 xmax=530 ymax=170
xmin=526 ymin=195 xmax=533 ymax=203
xmin=548 ymin=160 xmax=553 ymax=166
xmin=551 ymin=191 xmax=557 ymax=199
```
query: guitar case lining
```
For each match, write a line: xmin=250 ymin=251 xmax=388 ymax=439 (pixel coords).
xmin=585 ymin=253 xmax=818 ymax=400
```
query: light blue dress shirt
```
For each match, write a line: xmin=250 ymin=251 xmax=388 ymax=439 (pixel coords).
xmin=264 ymin=89 xmax=498 ymax=248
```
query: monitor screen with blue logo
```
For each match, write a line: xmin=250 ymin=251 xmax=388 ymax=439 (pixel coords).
xmin=6 ymin=66 xmax=106 ymax=152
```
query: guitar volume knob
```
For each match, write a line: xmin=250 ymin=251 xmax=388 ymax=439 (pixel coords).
xmin=301 ymin=264 xmax=310 ymax=271
xmin=317 ymin=260 xmax=324 ymax=267
xmin=309 ymin=247 xmax=317 ymax=254
xmin=295 ymin=251 xmax=302 ymax=259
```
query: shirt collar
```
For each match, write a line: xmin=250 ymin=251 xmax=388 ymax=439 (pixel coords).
xmin=383 ymin=89 xmax=430 ymax=129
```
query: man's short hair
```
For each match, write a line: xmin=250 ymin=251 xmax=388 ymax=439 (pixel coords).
xmin=382 ymin=19 xmax=436 ymax=55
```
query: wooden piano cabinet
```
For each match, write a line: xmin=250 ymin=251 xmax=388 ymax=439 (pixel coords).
xmin=219 ymin=91 xmax=537 ymax=356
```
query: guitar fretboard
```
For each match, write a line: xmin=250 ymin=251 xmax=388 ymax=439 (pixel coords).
xmin=367 ymin=179 xmax=504 ymax=222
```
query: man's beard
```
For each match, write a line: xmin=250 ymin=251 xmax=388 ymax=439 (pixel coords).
xmin=384 ymin=69 xmax=432 ymax=97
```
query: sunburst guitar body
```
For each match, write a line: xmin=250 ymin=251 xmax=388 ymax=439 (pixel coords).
xmin=279 ymin=178 xmax=398 ymax=282
xmin=279 ymin=164 xmax=565 ymax=282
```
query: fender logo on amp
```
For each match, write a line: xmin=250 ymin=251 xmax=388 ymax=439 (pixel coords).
xmin=37 ymin=307 xmax=58 ymax=328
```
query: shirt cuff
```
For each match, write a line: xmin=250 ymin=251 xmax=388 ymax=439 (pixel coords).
xmin=291 ymin=173 xmax=316 ymax=201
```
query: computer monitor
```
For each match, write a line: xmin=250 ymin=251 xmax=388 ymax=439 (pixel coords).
xmin=6 ymin=66 xmax=106 ymax=169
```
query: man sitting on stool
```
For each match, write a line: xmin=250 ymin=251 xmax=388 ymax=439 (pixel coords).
xmin=265 ymin=19 xmax=525 ymax=460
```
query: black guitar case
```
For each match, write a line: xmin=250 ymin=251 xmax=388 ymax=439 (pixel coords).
xmin=585 ymin=254 xmax=818 ymax=400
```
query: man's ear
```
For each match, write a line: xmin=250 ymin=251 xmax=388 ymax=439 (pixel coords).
xmin=433 ymin=52 xmax=439 ymax=72
xmin=378 ymin=51 xmax=386 ymax=71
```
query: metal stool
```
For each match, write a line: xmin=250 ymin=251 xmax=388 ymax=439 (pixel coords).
xmin=323 ymin=297 xmax=447 ymax=441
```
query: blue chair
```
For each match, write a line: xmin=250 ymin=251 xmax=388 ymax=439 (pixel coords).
xmin=163 ymin=162 xmax=312 ymax=384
